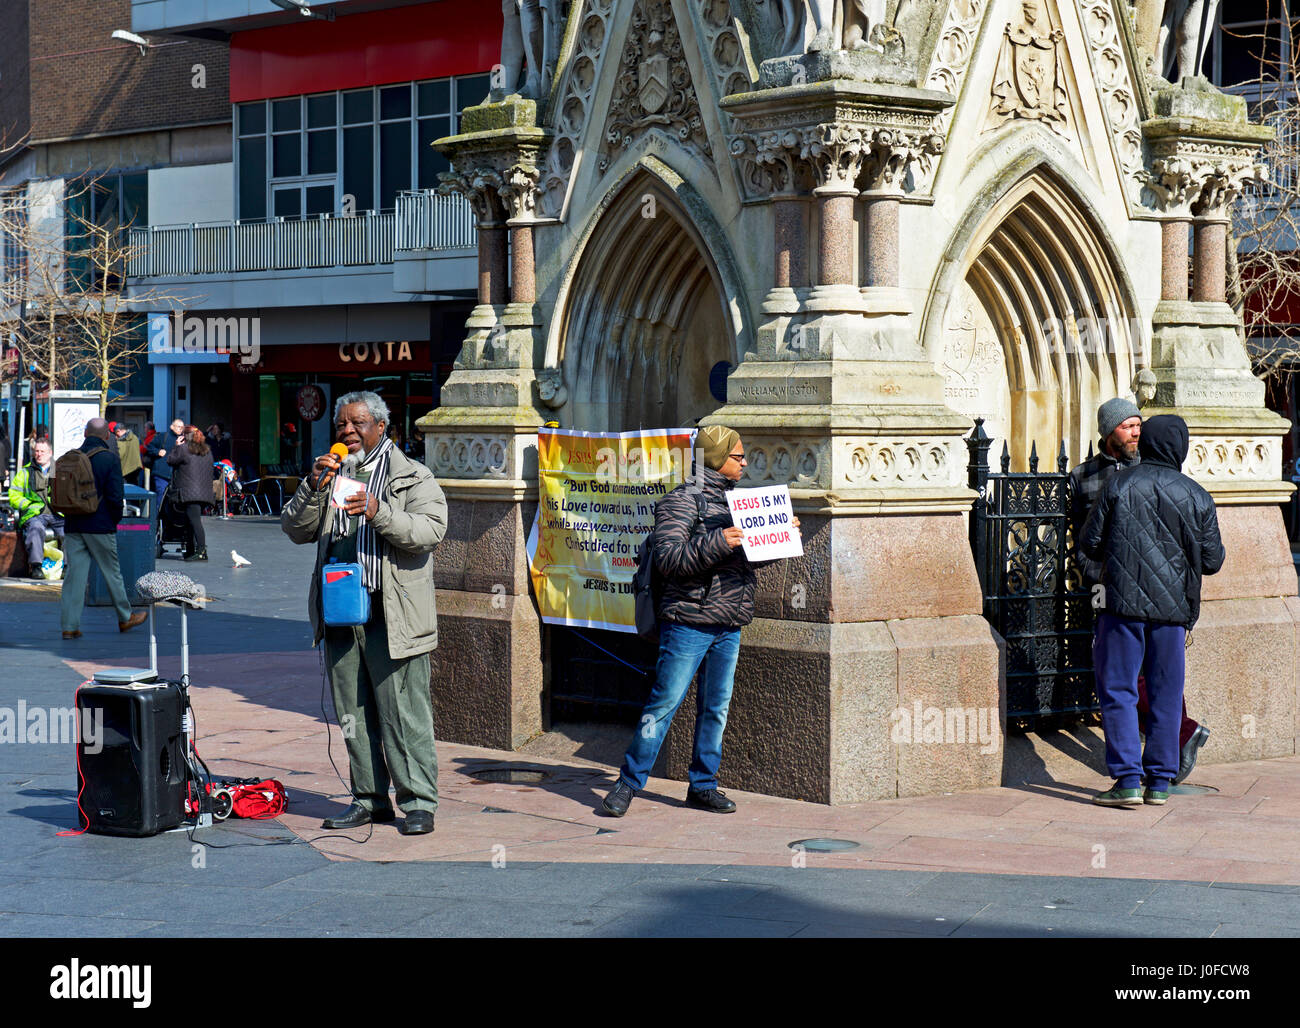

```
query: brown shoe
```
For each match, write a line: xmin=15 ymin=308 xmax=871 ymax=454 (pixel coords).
xmin=62 ymin=630 xmax=82 ymax=640
xmin=118 ymin=611 xmax=148 ymax=633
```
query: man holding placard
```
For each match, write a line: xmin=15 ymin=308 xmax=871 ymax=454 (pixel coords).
xmin=603 ymin=425 xmax=801 ymax=818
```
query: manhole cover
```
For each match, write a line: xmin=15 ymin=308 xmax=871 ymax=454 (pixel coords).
xmin=1169 ymin=783 xmax=1219 ymax=796
xmin=468 ymin=767 xmax=550 ymax=784
xmin=789 ymin=838 xmax=860 ymax=853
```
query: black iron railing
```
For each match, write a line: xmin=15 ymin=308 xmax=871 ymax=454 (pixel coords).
xmin=967 ymin=419 xmax=1098 ymax=727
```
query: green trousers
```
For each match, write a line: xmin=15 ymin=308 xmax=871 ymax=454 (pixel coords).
xmin=324 ymin=607 xmax=439 ymax=814
xmin=60 ymin=532 xmax=132 ymax=631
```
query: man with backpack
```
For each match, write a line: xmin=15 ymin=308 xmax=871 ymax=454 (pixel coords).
xmin=56 ymin=419 xmax=147 ymax=639
xmin=603 ymin=425 xmax=800 ymax=818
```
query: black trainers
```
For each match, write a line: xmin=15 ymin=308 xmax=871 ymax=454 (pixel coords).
xmin=686 ymin=788 xmax=737 ymax=813
xmin=602 ymin=781 xmax=633 ymax=817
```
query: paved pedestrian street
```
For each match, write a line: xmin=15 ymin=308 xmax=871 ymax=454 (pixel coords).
xmin=1 ymin=520 xmax=1298 ymax=941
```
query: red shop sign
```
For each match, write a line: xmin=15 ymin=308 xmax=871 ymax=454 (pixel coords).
xmin=297 ymin=385 xmax=326 ymax=421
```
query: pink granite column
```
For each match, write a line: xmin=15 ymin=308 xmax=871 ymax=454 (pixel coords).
xmin=774 ymin=198 xmax=807 ymax=290
xmin=510 ymin=223 xmax=535 ymax=305
xmin=817 ymin=191 xmax=856 ymax=287
xmin=1193 ymin=219 xmax=1227 ymax=304
xmin=478 ymin=223 xmax=508 ymax=306
xmin=863 ymin=193 xmax=900 ymax=289
xmin=1161 ymin=219 xmax=1191 ymax=302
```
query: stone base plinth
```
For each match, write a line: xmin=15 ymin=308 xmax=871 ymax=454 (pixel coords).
xmin=429 ymin=493 xmax=541 ymax=750
xmin=1185 ymin=596 xmax=1299 ymax=764
xmin=429 ymin=589 xmax=543 ymax=750
xmin=660 ymin=613 xmax=1003 ymax=803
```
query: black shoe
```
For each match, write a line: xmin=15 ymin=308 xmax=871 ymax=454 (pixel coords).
xmin=686 ymin=788 xmax=736 ymax=813
xmin=399 ymin=810 xmax=435 ymax=835
xmin=1174 ymin=724 xmax=1210 ymax=785
xmin=184 ymin=548 xmax=208 ymax=562
xmin=29 ymin=563 xmax=44 ymax=580
xmin=602 ymin=782 xmax=634 ymax=817
xmin=321 ymin=803 xmax=395 ymax=829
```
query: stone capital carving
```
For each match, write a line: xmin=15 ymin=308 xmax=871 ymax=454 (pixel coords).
xmin=721 ymin=80 xmax=954 ymax=201
xmin=861 ymin=127 xmax=944 ymax=193
xmin=801 ymin=123 xmax=868 ymax=193
xmin=1142 ymin=106 xmax=1272 ymax=218
xmin=498 ymin=163 xmax=543 ymax=222
xmin=437 ymin=167 xmax=506 ymax=226
xmin=730 ymin=130 xmax=815 ymax=196
xmin=1143 ymin=148 xmax=1266 ymax=218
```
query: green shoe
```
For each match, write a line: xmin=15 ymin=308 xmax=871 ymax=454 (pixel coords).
xmin=1144 ymin=786 xmax=1170 ymax=805
xmin=1093 ymin=785 xmax=1144 ymax=808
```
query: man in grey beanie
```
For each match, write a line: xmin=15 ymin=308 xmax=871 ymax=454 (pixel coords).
xmin=1067 ymin=398 xmax=1209 ymax=784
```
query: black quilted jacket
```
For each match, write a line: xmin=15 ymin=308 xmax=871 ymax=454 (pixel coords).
xmin=1081 ymin=415 xmax=1225 ymax=629
xmin=653 ymin=467 xmax=757 ymax=628
xmin=1067 ymin=442 xmax=1138 ymax=586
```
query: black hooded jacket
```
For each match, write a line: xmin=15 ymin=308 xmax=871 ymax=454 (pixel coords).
xmin=1081 ymin=415 xmax=1225 ymax=629
xmin=653 ymin=467 xmax=760 ymax=628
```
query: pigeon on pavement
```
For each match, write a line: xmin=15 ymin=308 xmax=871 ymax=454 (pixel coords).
xmin=231 ymin=550 xmax=252 ymax=568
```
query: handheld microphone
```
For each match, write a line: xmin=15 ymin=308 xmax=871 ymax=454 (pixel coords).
xmin=320 ymin=442 xmax=350 ymax=491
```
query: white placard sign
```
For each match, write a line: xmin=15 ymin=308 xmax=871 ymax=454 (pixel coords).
xmin=49 ymin=391 xmax=102 ymax=462
xmin=330 ymin=475 xmax=365 ymax=509
xmin=727 ymin=485 xmax=803 ymax=561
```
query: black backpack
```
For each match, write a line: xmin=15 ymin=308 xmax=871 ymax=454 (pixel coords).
xmin=632 ymin=490 xmax=708 ymax=639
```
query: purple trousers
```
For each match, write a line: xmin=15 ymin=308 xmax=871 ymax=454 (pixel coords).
xmin=1093 ymin=613 xmax=1186 ymax=790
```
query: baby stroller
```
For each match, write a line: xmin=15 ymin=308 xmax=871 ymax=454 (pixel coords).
xmin=156 ymin=481 xmax=191 ymax=558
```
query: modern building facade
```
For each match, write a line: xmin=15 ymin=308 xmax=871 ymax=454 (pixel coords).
xmin=0 ymin=0 xmax=230 ymax=444
xmin=125 ymin=0 xmax=495 ymax=475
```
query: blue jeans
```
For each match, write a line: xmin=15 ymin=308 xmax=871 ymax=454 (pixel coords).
xmin=1093 ymin=613 xmax=1186 ymax=790
xmin=619 ymin=622 xmax=741 ymax=793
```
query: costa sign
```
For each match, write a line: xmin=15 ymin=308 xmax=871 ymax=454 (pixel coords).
xmin=338 ymin=341 xmax=413 ymax=364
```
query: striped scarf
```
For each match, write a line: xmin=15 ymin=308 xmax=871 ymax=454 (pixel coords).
xmin=333 ymin=436 xmax=393 ymax=591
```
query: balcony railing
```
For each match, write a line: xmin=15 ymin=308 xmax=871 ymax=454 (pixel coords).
xmin=396 ymin=190 xmax=477 ymax=251
xmin=128 ymin=212 xmax=397 ymax=277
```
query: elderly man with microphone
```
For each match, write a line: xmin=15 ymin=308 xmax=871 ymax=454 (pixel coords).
xmin=281 ymin=391 xmax=448 ymax=835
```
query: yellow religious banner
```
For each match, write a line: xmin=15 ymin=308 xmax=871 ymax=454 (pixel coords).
xmin=527 ymin=427 xmax=697 ymax=632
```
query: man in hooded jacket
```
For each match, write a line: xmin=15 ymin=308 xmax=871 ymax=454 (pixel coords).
xmin=1081 ymin=414 xmax=1224 ymax=807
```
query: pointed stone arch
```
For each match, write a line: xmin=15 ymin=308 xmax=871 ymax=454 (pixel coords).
xmin=552 ymin=160 xmax=751 ymax=432
xmin=922 ymin=158 xmax=1143 ymax=470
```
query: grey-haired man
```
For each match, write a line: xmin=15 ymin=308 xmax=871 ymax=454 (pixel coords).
xmin=281 ymin=391 xmax=448 ymax=836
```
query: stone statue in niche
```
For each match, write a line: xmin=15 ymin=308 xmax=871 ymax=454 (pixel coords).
xmin=1155 ymin=0 xmax=1221 ymax=83
xmin=990 ymin=0 xmax=1068 ymax=135
xmin=500 ymin=0 xmax=564 ymax=99
xmin=772 ymin=0 xmax=921 ymax=56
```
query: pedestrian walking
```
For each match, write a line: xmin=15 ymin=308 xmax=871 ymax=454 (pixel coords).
xmin=58 ymin=419 xmax=148 ymax=639
xmin=1082 ymin=414 xmax=1224 ymax=808
xmin=7 ymin=437 xmax=64 ymax=578
xmin=165 ymin=425 xmax=212 ymax=561
xmin=603 ymin=425 xmax=801 ymax=818
xmin=281 ymin=390 xmax=448 ymax=836
xmin=1069 ymin=398 xmax=1211 ymax=782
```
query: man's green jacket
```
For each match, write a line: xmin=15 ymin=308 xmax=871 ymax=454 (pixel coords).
xmin=8 ymin=462 xmax=51 ymax=527
xmin=281 ymin=447 xmax=448 ymax=659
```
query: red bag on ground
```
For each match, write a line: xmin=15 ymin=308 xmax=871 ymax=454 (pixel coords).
xmin=207 ymin=779 xmax=288 ymax=819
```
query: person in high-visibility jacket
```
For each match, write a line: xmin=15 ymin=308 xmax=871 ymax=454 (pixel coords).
xmin=7 ymin=438 xmax=64 ymax=578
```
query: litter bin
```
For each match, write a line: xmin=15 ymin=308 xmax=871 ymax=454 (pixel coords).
xmin=87 ymin=485 xmax=156 ymax=606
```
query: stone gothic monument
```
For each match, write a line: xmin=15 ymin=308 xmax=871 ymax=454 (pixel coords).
xmin=422 ymin=0 xmax=1297 ymax=803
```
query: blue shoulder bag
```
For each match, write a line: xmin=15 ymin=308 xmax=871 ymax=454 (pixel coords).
xmin=322 ymin=562 xmax=370 ymax=626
